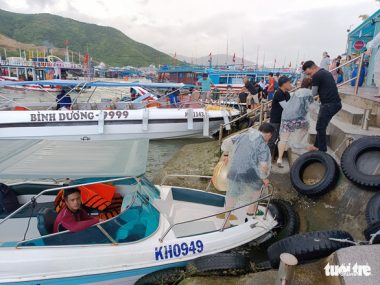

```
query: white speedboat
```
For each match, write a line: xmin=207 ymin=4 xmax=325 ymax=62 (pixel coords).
xmin=0 ymin=139 xmax=277 ymax=284
xmin=0 ymin=80 xmax=238 ymax=141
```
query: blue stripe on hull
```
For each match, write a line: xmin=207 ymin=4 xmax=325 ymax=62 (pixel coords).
xmin=2 ymin=262 xmax=187 ymax=285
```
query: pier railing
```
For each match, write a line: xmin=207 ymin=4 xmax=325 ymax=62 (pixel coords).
xmin=217 ymin=97 xmax=274 ymax=147
xmin=331 ymin=53 xmax=364 ymax=96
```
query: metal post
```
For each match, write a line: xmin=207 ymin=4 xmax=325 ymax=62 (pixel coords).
xmin=361 ymin=109 xmax=371 ymax=130
xmin=263 ymin=102 xmax=268 ymax=122
xmin=259 ymin=101 xmax=264 ymax=125
xmin=354 ymin=53 xmax=364 ymax=96
xmin=275 ymin=253 xmax=298 ymax=285
xmin=218 ymin=123 xmax=224 ymax=149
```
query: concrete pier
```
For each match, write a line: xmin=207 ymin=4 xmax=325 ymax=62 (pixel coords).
xmin=324 ymin=245 xmax=380 ymax=285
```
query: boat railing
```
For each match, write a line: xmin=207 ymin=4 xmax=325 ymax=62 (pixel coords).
xmin=158 ymin=183 xmax=274 ymax=243
xmin=160 ymin=173 xmax=214 ymax=192
xmin=0 ymin=59 xmax=83 ymax=69
xmin=0 ymin=176 xmax=137 ymax=227
xmin=217 ymin=98 xmax=273 ymax=146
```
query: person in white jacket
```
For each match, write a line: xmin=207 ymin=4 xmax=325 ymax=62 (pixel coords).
xmin=366 ymin=32 xmax=380 ymax=92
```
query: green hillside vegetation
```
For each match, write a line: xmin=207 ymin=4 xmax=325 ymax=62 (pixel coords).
xmin=0 ymin=9 xmax=174 ymax=66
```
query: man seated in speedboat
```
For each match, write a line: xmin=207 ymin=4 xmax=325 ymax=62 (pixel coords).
xmin=53 ymin=188 xmax=101 ymax=233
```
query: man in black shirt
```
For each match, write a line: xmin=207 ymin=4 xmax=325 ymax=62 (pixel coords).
xmin=268 ymin=76 xmax=291 ymax=157
xmin=302 ymin=61 xmax=342 ymax=152
xmin=238 ymin=87 xmax=248 ymax=113
xmin=243 ymin=77 xmax=260 ymax=109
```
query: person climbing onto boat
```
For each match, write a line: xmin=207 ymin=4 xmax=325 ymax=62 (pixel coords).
xmin=197 ymin=73 xmax=214 ymax=102
xmin=302 ymin=60 xmax=342 ymax=152
xmin=53 ymin=188 xmax=101 ymax=233
xmin=56 ymin=87 xmax=72 ymax=110
xmin=268 ymin=76 xmax=292 ymax=159
xmin=276 ymin=77 xmax=314 ymax=168
xmin=219 ymin=123 xmax=274 ymax=223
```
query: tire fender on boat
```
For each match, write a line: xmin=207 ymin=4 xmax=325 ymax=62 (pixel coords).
xmin=260 ymin=199 xmax=300 ymax=247
xmin=186 ymin=253 xmax=251 ymax=276
xmin=135 ymin=267 xmax=186 ymax=285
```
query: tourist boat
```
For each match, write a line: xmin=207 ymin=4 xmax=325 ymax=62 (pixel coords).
xmin=157 ymin=65 xmax=296 ymax=90
xmin=0 ymin=56 xmax=83 ymax=92
xmin=0 ymin=80 xmax=239 ymax=140
xmin=0 ymin=139 xmax=277 ymax=284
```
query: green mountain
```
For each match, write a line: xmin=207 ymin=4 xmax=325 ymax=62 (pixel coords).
xmin=0 ymin=9 xmax=174 ymax=66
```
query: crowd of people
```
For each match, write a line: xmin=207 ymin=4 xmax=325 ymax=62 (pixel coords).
xmin=218 ymin=54 xmax=344 ymax=221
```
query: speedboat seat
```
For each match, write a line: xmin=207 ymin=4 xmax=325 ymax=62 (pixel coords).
xmin=37 ymin=208 xmax=57 ymax=236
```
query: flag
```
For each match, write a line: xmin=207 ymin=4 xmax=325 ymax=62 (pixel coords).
xmin=232 ymin=53 xmax=236 ymax=63
xmin=289 ymin=62 xmax=292 ymax=67
xmin=173 ymin=52 xmax=177 ymax=66
xmin=83 ymin=52 xmax=89 ymax=65
xmin=208 ymin=52 xmax=212 ymax=63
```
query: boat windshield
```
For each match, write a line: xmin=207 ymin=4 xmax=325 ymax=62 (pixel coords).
xmin=16 ymin=177 xmax=160 ymax=247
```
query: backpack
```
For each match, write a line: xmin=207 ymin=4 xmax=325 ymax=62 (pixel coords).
xmin=0 ymin=183 xmax=21 ymax=213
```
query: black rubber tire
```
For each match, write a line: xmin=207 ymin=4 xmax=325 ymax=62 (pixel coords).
xmin=341 ymin=136 xmax=380 ymax=190
xmin=135 ymin=267 xmax=186 ymax=285
xmin=365 ymin=192 xmax=380 ymax=224
xmin=261 ymin=199 xmax=300 ymax=247
xmin=267 ymin=230 xmax=354 ymax=268
xmin=186 ymin=253 xmax=251 ymax=276
xmin=290 ymin=151 xmax=339 ymax=197
xmin=363 ymin=220 xmax=380 ymax=244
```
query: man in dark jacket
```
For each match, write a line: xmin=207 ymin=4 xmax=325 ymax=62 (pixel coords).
xmin=302 ymin=60 xmax=342 ymax=152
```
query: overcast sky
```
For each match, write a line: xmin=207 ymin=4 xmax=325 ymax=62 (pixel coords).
xmin=0 ymin=0 xmax=379 ymax=66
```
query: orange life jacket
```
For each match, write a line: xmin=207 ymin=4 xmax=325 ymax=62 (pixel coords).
xmin=54 ymin=183 xmax=116 ymax=213
xmin=98 ymin=192 xmax=123 ymax=220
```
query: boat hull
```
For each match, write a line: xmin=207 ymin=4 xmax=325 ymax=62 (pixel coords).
xmin=0 ymin=185 xmax=276 ymax=284
xmin=0 ymin=108 xmax=237 ymax=140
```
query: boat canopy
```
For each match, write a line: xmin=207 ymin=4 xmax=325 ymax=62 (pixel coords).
xmin=0 ymin=79 xmax=193 ymax=89
xmin=0 ymin=139 xmax=148 ymax=179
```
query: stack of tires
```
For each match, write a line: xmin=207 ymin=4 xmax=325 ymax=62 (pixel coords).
xmin=265 ymin=137 xmax=380 ymax=268
xmin=290 ymin=136 xmax=380 ymax=197
xmin=342 ymin=137 xmax=380 ymax=244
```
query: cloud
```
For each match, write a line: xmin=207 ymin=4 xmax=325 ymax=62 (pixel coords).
xmin=0 ymin=0 xmax=378 ymax=65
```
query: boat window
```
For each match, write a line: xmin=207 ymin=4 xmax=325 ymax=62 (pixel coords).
xmin=10 ymin=68 xmax=17 ymax=78
xmin=17 ymin=188 xmax=160 ymax=247
xmin=26 ymin=68 xmax=34 ymax=81
xmin=17 ymin=68 xmax=26 ymax=80
xmin=0 ymin=67 xmax=9 ymax=76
